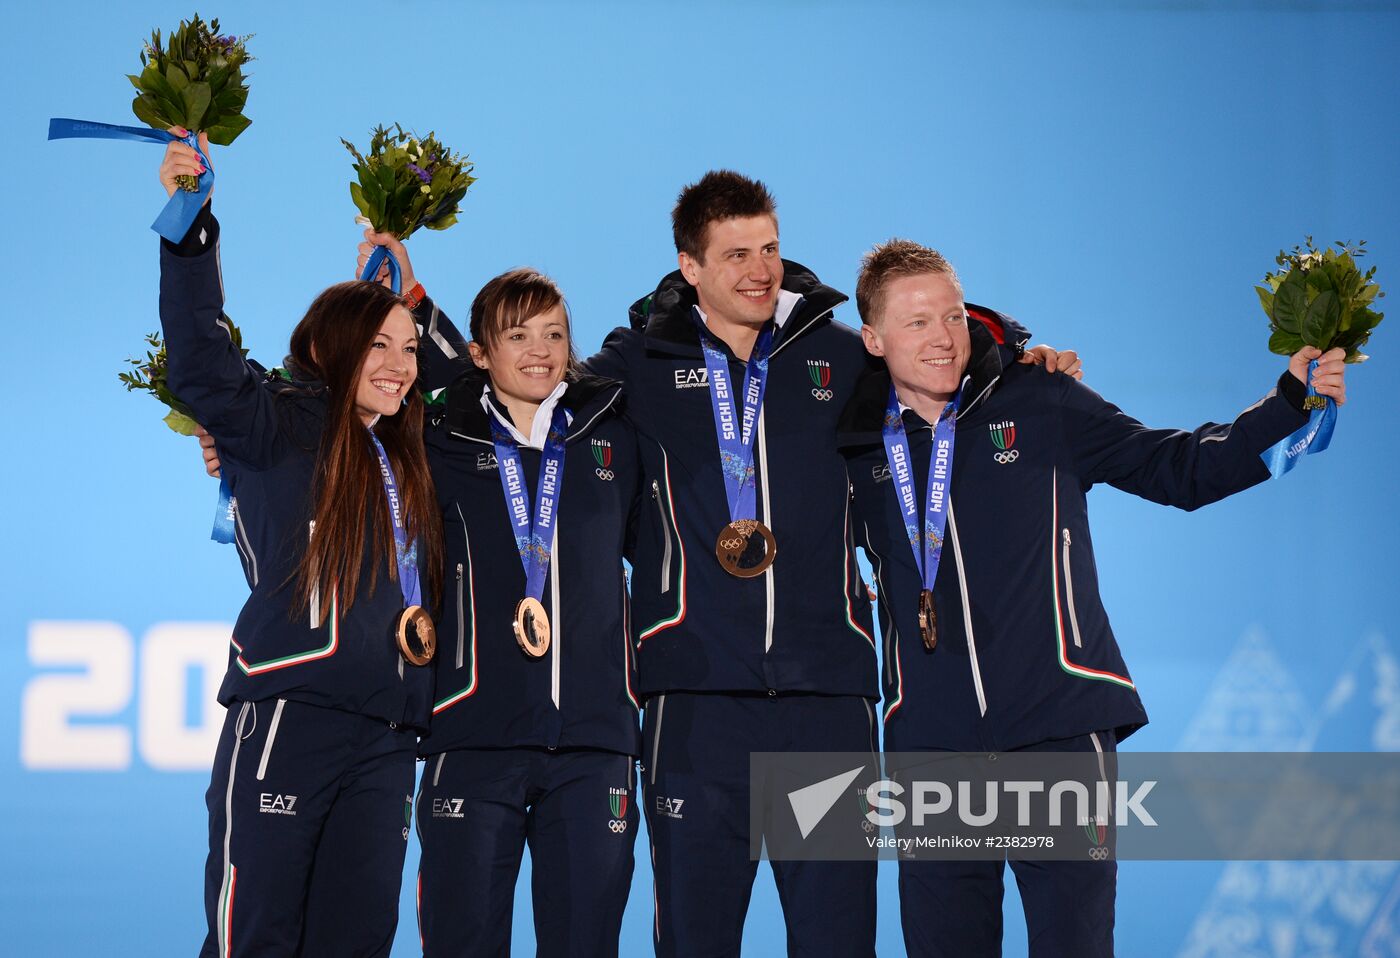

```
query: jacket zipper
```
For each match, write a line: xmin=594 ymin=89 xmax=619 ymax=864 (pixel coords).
xmin=550 ymin=524 xmax=562 ymax=709
xmin=652 ymin=481 xmax=673 ymax=594
xmin=1062 ymin=529 xmax=1084 ymax=648
xmin=758 ymin=407 xmax=776 ymax=653
xmin=945 ymin=501 xmax=988 ymax=716
xmin=232 ymin=498 xmax=259 ymax=588
xmin=455 ymin=562 xmax=465 ymax=668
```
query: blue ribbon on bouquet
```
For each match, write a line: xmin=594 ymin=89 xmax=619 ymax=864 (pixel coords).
xmin=1261 ymin=359 xmax=1337 ymax=479
xmin=47 ymin=118 xmax=213 ymax=243
xmin=360 ymin=245 xmax=402 ymax=294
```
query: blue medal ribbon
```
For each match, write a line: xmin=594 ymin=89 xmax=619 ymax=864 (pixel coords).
xmin=210 ymin=476 xmax=236 ymax=544
xmin=692 ymin=310 xmax=777 ymax=523
xmin=489 ymin=404 xmax=569 ymax=602
xmin=881 ymin=384 xmax=961 ymax=592
xmin=47 ymin=118 xmax=213 ymax=243
xmin=359 ymin=245 xmax=402 ymax=294
xmin=1261 ymin=359 xmax=1337 ymax=479
xmin=367 ymin=430 xmax=422 ymax=608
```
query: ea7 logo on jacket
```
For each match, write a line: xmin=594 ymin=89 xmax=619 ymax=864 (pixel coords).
xmin=989 ymin=421 xmax=1019 ymax=464
xmin=259 ymin=793 xmax=298 ymax=815
xmin=593 ymin=439 xmax=615 ymax=481
xmin=872 ymin=464 xmax=892 ymax=484
xmin=476 ymin=451 xmax=498 ymax=471
xmin=674 ymin=367 xmax=709 ymax=390
xmin=608 ymin=786 xmax=629 ymax=832
xmin=808 ymin=360 xmax=833 ymax=401
xmin=432 ymin=798 xmax=466 ymax=819
xmin=655 ymin=796 xmax=685 ymax=819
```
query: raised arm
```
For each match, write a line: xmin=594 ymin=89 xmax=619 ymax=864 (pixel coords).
xmin=157 ymin=135 xmax=281 ymax=468
xmin=1063 ymin=346 xmax=1347 ymax=511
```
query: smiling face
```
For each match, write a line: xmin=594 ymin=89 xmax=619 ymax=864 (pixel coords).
xmin=678 ymin=215 xmax=784 ymax=332
xmin=861 ymin=272 xmax=971 ymax=408
xmin=469 ymin=304 xmax=570 ymax=405
xmin=353 ymin=305 xmax=418 ymax=424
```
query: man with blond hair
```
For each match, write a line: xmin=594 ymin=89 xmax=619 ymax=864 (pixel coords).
xmin=836 ymin=238 xmax=1348 ymax=957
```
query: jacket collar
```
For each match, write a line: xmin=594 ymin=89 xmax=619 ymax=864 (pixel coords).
xmin=626 ymin=259 xmax=848 ymax=359
xmin=836 ymin=320 xmax=1005 ymax=450
xmin=442 ymin=370 xmax=623 ymax=445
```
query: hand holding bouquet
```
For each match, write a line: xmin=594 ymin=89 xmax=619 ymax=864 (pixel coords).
xmin=343 ymin=125 xmax=476 ymax=291
xmin=1254 ymin=238 xmax=1383 ymax=476
xmin=48 ymin=12 xmax=252 ymax=241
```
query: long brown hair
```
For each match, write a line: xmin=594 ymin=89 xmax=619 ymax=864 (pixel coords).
xmin=286 ymin=281 xmax=442 ymax=619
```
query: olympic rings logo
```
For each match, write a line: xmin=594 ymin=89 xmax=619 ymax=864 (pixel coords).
xmin=719 ymin=537 xmax=745 ymax=550
xmin=1087 ymin=846 xmax=1111 ymax=861
xmin=811 ymin=388 xmax=834 ymax=402
xmin=595 ymin=468 xmax=615 ymax=481
xmin=608 ymin=819 xmax=628 ymax=833
xmin=993 ymin=450 xmax=1020 ymax=465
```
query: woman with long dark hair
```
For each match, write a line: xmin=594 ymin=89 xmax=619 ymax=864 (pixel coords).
xmin=159 ymin=133 xmax=441 ymax=958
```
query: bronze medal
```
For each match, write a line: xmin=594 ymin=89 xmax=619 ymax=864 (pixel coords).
xmin=917 ymin=589 xmax=937 ymax=651
xmin=514 ymin=596 xmax=551 ymax=658
xmin=396 ymin=605 xmax=436 ymax=666
xmin=715 ymin=519 xmax=777 ymax=578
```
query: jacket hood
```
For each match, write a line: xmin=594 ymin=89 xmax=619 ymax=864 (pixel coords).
xmin=441 ymin=370 xmax=624 ymax=444
xmin=625 ymin=259 xmax=849 ymax=357
xmin=836 ymin=315 xmax=1006 ymax=449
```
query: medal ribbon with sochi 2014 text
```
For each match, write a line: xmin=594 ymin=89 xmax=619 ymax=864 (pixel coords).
xmin=488 ymin=404 xmax=569 ymax=609
xmin=881 ymin=383 xmax=961 ymax=630
xmin=367 ymin=429 xmax=423 ymax=609
xmin=691 ymin=310 xmax=776 ymax=526
xmin=1261 ymin=358 xmax=1337 ymax=479
xmin=47 ymin=118 xmax=214 ymax=243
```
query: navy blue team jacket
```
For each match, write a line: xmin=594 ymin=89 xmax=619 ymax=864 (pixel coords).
xmin=838 ymin=318 xmax=1311 ymax=752
xmin=160 ymin=208 xmax=433 ymax=730
xmin=586 ymin=263 xmax=884 ymax=699
xmin=416 ymin=371 xmax=643 ymax=758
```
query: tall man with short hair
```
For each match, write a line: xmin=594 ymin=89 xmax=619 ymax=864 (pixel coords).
xmin=587 ymin=171 xmax=887 ymax=956
xmin=838 ymin=238 xmax=1348 ymax=957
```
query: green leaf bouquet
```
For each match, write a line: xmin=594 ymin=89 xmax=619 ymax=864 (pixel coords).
xmin=119 ymin=323 xmax=248 ymax=435
xmin=129 ymin=13 xmax=253 ymax=191
xmin=342 ymin=124 xmax=476 ymax=239
xmin=1257 ymin=237 xmax=1384 ymax=365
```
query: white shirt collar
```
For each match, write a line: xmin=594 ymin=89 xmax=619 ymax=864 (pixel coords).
xmin=481 ymin=380 xmax=571 ymax=449
xmin=694 ymin=288 xmax=805 ymax=331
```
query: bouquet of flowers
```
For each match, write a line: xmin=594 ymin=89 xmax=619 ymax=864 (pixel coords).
xmin=129 ymin=14 xmax=253 ymax=191
xmin=1257 ymin=237 xmax=1384 ymax=368
xmin=119 ymin=324 xmax=248 ymax=435
xmin=343 ymin=124 xmax=476 ymax=238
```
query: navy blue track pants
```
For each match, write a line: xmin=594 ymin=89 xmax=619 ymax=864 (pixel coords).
xmin=416 ymin=747 xmax=639 ymax=958
xmin=199 ymin=697 xmax=417 ymax=958
xmin=897 ymin=730 xmax=1118 ymax=958
xmin=642 ymin=692 xmax=879 ymax=958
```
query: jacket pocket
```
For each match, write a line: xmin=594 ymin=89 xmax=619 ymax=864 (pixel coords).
xmin=1061 ymin=528 xmax=1084 ymax=649
xmin=255 ymin=698 xmax=287 ymax=781
xmin=652 ymin=480 xmax=673 ymax=595
xmin=231 ymin=497 xmax=259 ymax=589
xmin=454 ymin=562 xmax=465 ymax=668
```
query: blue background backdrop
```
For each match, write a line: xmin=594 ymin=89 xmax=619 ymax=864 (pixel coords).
xmin=5 ymin=1 xmax=1399 ymax=954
